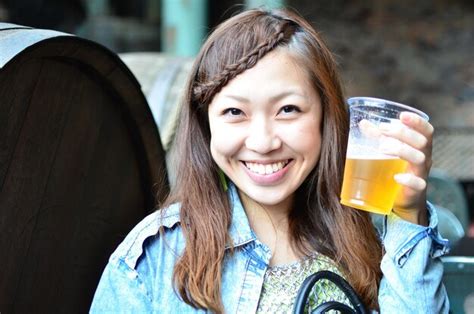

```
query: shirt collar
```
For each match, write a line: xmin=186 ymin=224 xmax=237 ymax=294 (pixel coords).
xmin=226 ymin=181 xmax=257 ymax=249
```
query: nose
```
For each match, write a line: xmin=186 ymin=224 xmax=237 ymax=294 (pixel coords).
xmin=245 ymin=118 xmax=281 ymax=154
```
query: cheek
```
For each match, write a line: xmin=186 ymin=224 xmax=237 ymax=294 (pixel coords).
xmin=209 ymin=124 xmax=244 ymax=160
xmin=286 ymin=119 xmax=322 ymax=160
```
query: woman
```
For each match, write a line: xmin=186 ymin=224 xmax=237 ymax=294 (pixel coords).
xmin=91 ymin=8 xmax=449 ymax=313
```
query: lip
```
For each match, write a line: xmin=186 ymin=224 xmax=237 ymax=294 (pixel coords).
xmin=240 ymin=159 xmax=292 ymax=185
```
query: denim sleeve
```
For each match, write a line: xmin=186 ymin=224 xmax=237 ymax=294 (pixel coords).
xmin=378 ymin=202 xmax=450 ymax=313
xmin=89 ymin=259 xmax=152 ymax=313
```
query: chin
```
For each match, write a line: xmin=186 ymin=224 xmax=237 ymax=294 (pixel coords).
xmin=245 ymin=188 xmax=293 ymax=207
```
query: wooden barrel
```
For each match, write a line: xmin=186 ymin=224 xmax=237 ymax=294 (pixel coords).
xmin=119 ymin=52 xmax=193 ymax=150
xmin=119 ymin=52 xmax=194 ymax=186
xmin=0 ymin=23 xmax=169 ymax=312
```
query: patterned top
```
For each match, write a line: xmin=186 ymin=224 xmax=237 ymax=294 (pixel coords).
xmin=256 ymin=253 xmax=352 ymax=313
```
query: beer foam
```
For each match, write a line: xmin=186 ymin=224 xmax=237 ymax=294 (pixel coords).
xmin=346 ymin=154 xmax=400 ymax=160
xmin=346 ymin=142 xmax=398 ymax=160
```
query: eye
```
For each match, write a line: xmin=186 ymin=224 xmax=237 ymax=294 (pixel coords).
xmin=279 ymin=105 xmax=301 ymax=114
xmin=223 ymin=108 xmax=243 ymax=116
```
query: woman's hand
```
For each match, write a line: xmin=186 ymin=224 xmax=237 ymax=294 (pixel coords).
xmin=379 ymin=112 xmax=434 ymax=226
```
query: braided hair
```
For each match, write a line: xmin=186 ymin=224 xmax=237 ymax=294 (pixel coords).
xmin=193 ymin=17 xmax=297 ymax=106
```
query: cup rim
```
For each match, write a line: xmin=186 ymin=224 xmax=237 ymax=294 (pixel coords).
xmin=347 ymin=96 xmax=429 ymax=121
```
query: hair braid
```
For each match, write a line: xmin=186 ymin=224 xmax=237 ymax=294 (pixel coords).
xmin=193 ymin=20 xmax=295 ymax=105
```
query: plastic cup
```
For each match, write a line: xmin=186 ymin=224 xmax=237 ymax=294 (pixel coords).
xmin=340 ymin=97 xmax=429 ymax=215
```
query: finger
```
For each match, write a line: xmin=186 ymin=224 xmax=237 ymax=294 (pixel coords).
xmin=399 ymin=112 xmax=434 ymax=138
xmin=380 ymin=137 xmax=426 ymax=165
xmin=379 ymin=121 xmax=428 ymax=150
xmin=394 ymin=173 xmax=427 ymax=191
xmin=359 ymin=119 xmax=382 ymax=139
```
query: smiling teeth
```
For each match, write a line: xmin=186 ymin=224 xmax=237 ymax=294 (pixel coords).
xmin=245 ymin=161 xmax=288 ymax=175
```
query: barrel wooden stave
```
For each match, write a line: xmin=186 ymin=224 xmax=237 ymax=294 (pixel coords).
xmin=120 ymin=52 xmax=193 ymax=187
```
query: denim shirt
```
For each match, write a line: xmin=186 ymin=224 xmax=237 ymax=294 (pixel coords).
xmin=90 ymin=183 xmax=450 ymax=313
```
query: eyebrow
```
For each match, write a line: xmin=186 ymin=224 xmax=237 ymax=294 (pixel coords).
xmin=221 ymin=90 xmax=307 ymax=103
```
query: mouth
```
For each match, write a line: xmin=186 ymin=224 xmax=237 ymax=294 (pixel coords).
xmin=243 ymin=160 xmax=291 ymax=175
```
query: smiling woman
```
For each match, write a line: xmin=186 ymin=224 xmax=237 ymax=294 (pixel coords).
xmin=90 ymin=7 xmax=450 ymax=314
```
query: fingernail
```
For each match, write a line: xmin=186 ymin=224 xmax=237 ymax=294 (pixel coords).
xmin=400 ymin=112 xmax=412 ymax=123
xmin=416 ymin=152 xmax=426 ymax=164
xmin=394 ymin=173 xmax=410 ymax=184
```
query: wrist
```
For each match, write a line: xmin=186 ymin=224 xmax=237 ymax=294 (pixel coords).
xmin=392 ymin=206 xmax=428 ymax=226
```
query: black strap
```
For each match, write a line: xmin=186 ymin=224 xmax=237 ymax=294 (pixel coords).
xmin=293 ymin=270 xmax=368 ymax=314
xmin=312 ymin=301 xmax=355 ymax=314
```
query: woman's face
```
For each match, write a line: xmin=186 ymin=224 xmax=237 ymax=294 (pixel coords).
xmin=208 ymin=50 xmax=322 ymax=211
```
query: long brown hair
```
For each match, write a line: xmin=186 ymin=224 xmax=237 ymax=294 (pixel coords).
xmin=165 ymin=8 xmax=382 ymax=312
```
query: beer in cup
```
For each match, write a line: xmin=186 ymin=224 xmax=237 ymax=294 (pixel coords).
xmin=340 ymin=97 xmax=429 ymax=215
